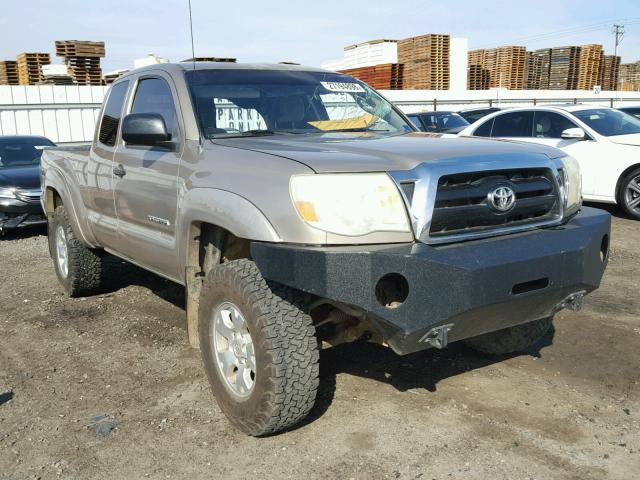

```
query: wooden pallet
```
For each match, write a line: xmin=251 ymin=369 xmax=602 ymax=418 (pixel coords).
xmin=577 ymin=44 xmax=603 ymax=90
xmin=339 ymin=63 xmax=404 ymax=90
xmin=398 ymin=34 xmax=450 ymax=90
xmin=601 ymin=55 xmax=621 ymax=90
xmin=0 ymin=61 xmax=19 ymax=85
xmin=55 ymin=40 xmax=105 ymax=58
xmin=468 ymin=46 xmax=526 ymax=90
xmin=16 ymin=52 xmax=51 ymax=85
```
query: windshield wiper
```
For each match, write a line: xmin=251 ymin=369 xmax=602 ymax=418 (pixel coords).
xmin=210 ymin=129 xmax=297 ymax=139
xmin=325 ymin=127 xmax=393 ymax=133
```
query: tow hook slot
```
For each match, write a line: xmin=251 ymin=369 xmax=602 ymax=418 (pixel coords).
xmin=555 ymin=290 xmax=587 ymax=312
xmin=419 ymin=323 xmax=454 ymax=349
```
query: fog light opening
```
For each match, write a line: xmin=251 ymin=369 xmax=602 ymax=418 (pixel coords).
xmin=375 ymin=273 xmax=409 ymax=309
xmin=600 ymin=234 xmax=609 ymax=263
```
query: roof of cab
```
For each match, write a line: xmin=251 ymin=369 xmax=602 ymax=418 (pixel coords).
xmin=118 ymin=62 xmax=333 ymax=80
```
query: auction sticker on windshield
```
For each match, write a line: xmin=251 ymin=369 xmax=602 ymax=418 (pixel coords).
xmin=321 ymin=81 xmax=366 ymax=93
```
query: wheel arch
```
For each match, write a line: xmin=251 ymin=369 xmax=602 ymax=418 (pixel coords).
xmin=615 ymin=163 xmax=640 ymax=201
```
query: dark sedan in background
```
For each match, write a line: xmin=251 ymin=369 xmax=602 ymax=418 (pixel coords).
xmin=458 ymin=107 xmax=502 ymax=124
xmin=619 ymin=106 xmax=640 ymax=120
xmin=406 ymin=111 xmax=470 ymax=133
xmin=0 ymin=135 xmax=56 ymax=234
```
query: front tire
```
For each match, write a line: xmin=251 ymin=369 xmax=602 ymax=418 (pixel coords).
xmin=198 ymin=259 xmax=319 ymax=436
xmin=48 ymin=205 xmax=102 ymax=297
xmin=464 ymin=317 xmax=553 ymax=355
xmin=618 ymin=167 xmax=640 ymax=220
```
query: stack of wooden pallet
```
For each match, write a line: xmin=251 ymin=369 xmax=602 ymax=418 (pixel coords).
xmin=577 ymin=44 xmax=603 ymax=90
xmin=0 ymin=61 xmax=19 ymax=85
xmin=620 ymin=61 xmax=640 ymax=91
xmin=525 ymin=51 xmax=543 ymax=89
xmin=16 ymin=53 xmax=51 ymax=85
xmin=530 ymin=48 xmax=552 ymax=89
xmin=467 ymin=46 xmax=526 ymax=90
xmin=492 ymin=46 xmax=527 ymax=89
xmin=398 ymin=34 xmax=450 ymax=90
xmin=339 ymin=63 xmax=404 ymax=90
xmin=467 ymin=50 xmax=489 ymax=89
xmin=55 ymin=40 xmax=105 ymax=85
xmin=548 ymin=46 xmax=581 ymax=90
xmin=601 ymin=55 xmax=621 ymax=90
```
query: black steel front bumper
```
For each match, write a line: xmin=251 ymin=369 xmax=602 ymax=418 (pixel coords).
xmin=0 ymin=198 xmax=46 ymax=232
xmin=251 ymin=207 xmax=611 ymax=355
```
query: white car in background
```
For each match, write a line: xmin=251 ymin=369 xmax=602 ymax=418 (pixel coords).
xmin=457 ymin=105 xmax=640 ymax=220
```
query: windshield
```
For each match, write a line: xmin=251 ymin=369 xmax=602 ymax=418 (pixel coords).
xmin=422 ymin=112 xmax=469 ymax=132
xmin=186 ymin=69 xmax=413 ymax=138
xmin=573 ymin=108 xmax=640 ymax=137
xmin=0 ymin=138 xmax=55 ymax=168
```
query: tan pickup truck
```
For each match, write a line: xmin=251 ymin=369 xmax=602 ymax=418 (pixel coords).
xmin=41 ymin=62 xmax=610 ymax=435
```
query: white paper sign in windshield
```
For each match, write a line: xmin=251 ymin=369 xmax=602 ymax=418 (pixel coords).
xmin=321 ymin=81 xmax=366 ymax=93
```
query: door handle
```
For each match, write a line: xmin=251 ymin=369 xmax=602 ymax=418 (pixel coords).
xmin=113 ymin=164 xmax=127 ymax=178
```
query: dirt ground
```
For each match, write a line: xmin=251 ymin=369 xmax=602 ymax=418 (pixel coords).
xmin=0 ymin=204 xmax=638 ymax=480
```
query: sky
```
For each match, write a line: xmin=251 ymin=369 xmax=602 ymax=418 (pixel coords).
xmin=1 ymin=0 xmax=639 ymax=73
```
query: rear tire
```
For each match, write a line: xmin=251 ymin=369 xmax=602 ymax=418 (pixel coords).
xmin=198 ymin=259 xmax=319 ymax=436
xmin=48 ymin=205 xmax=102 ymax=297
xmin=464 ymin=317 xmax=553 ymax=355
xmin=617 ymin=167 xmax=640 ymax=220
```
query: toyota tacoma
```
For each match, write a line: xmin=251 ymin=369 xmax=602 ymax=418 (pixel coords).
xmin=40 ymin=63 xmax=610 ymax=435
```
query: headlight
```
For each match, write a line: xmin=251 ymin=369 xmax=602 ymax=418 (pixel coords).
xmin=0 ymin=187 xmax=16 ymax=199
xmin=560 ymin=156 xmax=582 ymax=217
xmin=290 ymin=173 xmax=410 ymax=236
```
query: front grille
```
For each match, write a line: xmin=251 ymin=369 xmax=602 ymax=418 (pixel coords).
xmin=429 ymin=168 xmax=560 ymax=238
xmin=14 ymin=189 xmax=41 ymax=204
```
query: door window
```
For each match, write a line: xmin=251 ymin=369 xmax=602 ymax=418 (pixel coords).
xmin=490 ymin=111 xmax=534 ymax=137
xmin=533 ymin=111 xmax=578 ymax=138
xmin=473 ymin=118 xmax=493 ymax=137
xmin=98 ymin=81 xmax=129 ymax=147
xmin=131 ymin=78 xmax=180 ymax=141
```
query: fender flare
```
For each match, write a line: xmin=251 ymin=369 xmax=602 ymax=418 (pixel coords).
xmin=176 ymin=188 xmax=281 ymax=279
xmin=43 ymin=165 xmax=99 ymax=247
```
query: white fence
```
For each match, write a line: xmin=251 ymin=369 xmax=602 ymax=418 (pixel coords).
xmin=2 ymin=85 xmax=640 ymax=143
xmin=0 ymin=85 xmax=108 ymax=144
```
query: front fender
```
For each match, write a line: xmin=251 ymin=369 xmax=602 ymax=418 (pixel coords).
xmin=176 ymin=188 xmax=281 ymax=281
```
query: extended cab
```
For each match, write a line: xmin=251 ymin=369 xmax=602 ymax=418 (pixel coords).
xmin=41 ymin=63 xmax=611 ymax=436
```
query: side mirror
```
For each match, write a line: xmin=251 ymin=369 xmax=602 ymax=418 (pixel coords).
xmin=122 ymin=113 xmax=173 ymax=148
xmin=561 ymin=127 xmax=586 ymax=140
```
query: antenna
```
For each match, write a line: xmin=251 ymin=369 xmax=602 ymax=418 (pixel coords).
xmin=188 ymin=0 xmax=197 ymax=69
xmin=187 ymin=0 xmax=203 ymax=144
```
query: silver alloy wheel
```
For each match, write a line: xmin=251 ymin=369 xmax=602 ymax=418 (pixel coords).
xmin=55 ymin=225 xmax=69 ymax=278
xmin=212 ymin=301 xmax=256 ymax=397
xmin=625 ymin=175 xmax=640 ymax=213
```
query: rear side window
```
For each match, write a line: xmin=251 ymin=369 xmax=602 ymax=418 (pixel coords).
xmin=473 ymin=118 xmax=493 ymax=137
xmin=131 ymin=78 xmax=179 ymax=140
xmin=491 ymin=111 xmax=533 ymax=137
xmin=98 ymin=81 xmax=129 ymax=147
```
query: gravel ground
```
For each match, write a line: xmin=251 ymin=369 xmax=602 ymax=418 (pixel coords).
xmin=0 ymin=204 xmax=638 ymax=480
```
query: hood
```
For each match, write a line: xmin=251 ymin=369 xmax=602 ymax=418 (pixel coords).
xmin=0 ymin=165 xmax=41 ymax=189
xmin=607 ymin=133 xmax=640 ymax=146
xmin=212 ymin=132 xmax=564 ymax=173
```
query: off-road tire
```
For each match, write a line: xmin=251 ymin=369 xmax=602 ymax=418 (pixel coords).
xmin=48 ymin=205 xmax=102 ymax=297
xmin=464 ymin=317 xmax=553 ymax=355
xmin=198 ymin=259 xmax=319 ymax=436
xmin=617 ymin=167 xmax=640 ymax=221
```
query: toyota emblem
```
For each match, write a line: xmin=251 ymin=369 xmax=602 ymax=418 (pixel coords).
xmin=488 ymin=186 xmax=516 ymax=212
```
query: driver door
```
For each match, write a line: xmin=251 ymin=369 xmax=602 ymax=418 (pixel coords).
xmin=112 ymin=73 xmax=183 ymax=280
